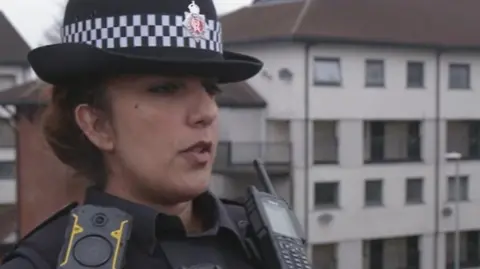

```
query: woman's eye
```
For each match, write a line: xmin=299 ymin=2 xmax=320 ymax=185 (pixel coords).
xmin=147 ymin=83 xmax=181 ymax=94
xmin=204 ymin=83 xmax=222 ymax=96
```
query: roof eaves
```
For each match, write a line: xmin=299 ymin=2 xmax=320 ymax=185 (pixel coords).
xmin=293 ymin=36 xmax=480 ymax=50
xmin=224 ymin=36 xmax=299 ymax=46
xmin=0 ymin=99 xmax=48 ymax=106
xmin=0 ymin=61 xmax=30 ymax=68
xmin=226 ymin=34 xmax=480 ymax=51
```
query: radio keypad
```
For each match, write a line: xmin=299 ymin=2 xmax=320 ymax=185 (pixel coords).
xmin=277 ymin=235 xmax=311 ymax=269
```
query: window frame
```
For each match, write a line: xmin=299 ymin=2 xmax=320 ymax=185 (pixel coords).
xmin=364 ymin=179 xmax=384 ymax=206
xmin=406 ymin=61 xmax=425 ymax=88
xmin=448 ymin=63 xmax=470 ymax=89
xmin=0 ymin=161 xmax=15 ymax=180
xmin=365 ymin=59 xmax=385 ymax=88
xmin=314 ymin=181 xmax=340 ymax=208
xmin=313 ymin=57 xmax=342 ymax=87
xmin=447 ymin=175 xmax=469 ymax=201
xmin=405 ymin=177 xmax=424 ymax=204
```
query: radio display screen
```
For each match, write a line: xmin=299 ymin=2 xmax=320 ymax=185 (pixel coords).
xmin=262 ymin=199 xmax=299 ymax=239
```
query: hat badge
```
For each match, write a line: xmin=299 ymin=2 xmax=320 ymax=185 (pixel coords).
xmin=183 ymin=1 xmax=209 ymax=42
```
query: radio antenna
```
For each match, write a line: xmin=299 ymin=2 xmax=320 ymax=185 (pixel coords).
xmin=253 ymin=159 xmax=278 ymax=197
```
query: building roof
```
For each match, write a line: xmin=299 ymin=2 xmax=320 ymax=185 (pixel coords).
xmin=0 ymin=80 xmax=267 ymax=108
xmin=221 ymin=0 xmax=480 ymax=48
xmin=0 ymin=80 xmax=50 ymax=105
xmin=216 ymin=82 xmax=266 ymax=108
xmin=0 ymin=11 xmax=30 ymax=66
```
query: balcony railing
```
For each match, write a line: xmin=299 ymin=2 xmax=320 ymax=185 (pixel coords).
xmin=364 ymin=136 xmax=422 ymax=163
xmin=447 ymin=142 xmax=480 ymax=160
xmin=446 ymin=260 xmax=480 ymax=269
xmin=214 ymin=141 xmax=291 ymax=174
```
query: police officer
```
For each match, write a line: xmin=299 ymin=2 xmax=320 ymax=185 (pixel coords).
xmin=0 ymin=0 xmax=263 ymax=268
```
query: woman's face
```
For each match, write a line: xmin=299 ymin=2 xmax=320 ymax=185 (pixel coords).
xmin=79 ymin=75 xmax=220 ymax=204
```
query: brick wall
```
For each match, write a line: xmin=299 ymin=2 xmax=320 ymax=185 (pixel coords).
xmin=16 ymin=105 xmax=88 ymax=236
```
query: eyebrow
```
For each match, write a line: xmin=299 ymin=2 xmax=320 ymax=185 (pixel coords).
xmin=115 ymin=77 xmax=218 ymax=92
xmin=159 ymin=78 xmax=218 ymax=87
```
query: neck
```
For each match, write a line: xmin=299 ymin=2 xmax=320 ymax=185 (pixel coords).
xmin=103 ymin=183 xmax=203 ymax=233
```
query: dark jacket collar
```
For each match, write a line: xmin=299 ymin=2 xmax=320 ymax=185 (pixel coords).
xmin=83 ymin=187 xmax=241 ymax=251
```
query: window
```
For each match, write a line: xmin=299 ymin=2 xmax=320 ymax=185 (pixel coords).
xmin=314 ymin=182 xmax=339 ymax=208
xmin=468 ymin=121 xmax=480 ymax=158
xmin=407 ymin=61 xmax=424 ymax=88
xmin=0 ymin=162 xmax=14 ymax=179
xmin=0 ymin=161 xmax=15 ymax=179
xmin=447 ymin=175 xmax=469 ymax=201
xmin=449 ymin=64 xmax=470 ymax=89
xmin=0 ymin=75 xmax=15 ymax=90
xmin=313 ymin=121 xmax=338 ymax=164
xmin=447 ymin=120 xmax=480 ymax=159
xmin=407 ymin=121 xmax=421 ymax=160
xmin=466 ymin=231 xmax=479 ymax=262
xmin=365 ymin=179 xmax=383 ymax=206
xmin=406 ymin=177 xmax=423 ymax=204
xmin=369 ymin=121 xmax=385 ymax=161
xmin=406 ymin=236 xmax=420 ymax=269
xmin=313 ymin=58 xmax=342 ymax=86
xmin=365 ymin=59 xmax=385 ymax=87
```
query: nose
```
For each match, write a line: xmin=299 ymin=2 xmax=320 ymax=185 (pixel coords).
xmin=187 ymin=88 xmax=218 ymax=129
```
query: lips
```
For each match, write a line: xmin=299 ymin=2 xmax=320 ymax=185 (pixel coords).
xmin=180 ymin=141 xmax=213 ymax=165
xmin=182 ymin=141 xmax=212 ymax=153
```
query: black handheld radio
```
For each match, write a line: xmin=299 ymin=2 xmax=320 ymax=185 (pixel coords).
xmin=245 ymin=159 xmax=311 ymax=269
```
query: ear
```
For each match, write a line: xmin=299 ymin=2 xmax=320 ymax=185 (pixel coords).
xmin=74 ymin=104 xmax=114 ymax=151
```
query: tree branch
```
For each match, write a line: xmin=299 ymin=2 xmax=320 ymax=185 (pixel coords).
xmin=41 ymin=1 xmax=66 ymax=45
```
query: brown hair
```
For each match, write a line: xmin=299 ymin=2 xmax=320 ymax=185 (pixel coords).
xmin=42 ymin=82 xmax=110 ymax=188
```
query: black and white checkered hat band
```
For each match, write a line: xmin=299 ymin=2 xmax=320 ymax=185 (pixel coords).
xmin=62 ymin=14 xmax=223 ymax=53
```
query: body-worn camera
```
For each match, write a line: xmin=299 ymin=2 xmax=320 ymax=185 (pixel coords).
xmin=57 ymin=205 xmax=132 ymax=269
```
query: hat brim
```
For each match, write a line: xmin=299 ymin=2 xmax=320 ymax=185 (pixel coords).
xmin=27 ymin=43 xmax=263 ymax=85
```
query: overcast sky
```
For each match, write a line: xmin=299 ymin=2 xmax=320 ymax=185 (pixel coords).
xmin=1 ymin=0 xmax=251 ymax=48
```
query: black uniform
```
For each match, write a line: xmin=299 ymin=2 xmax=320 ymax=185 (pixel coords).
xmin=0 ymin=187 xmax=254 ymax=269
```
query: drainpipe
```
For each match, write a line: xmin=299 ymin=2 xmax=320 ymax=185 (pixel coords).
xmin=14 ymin=106 xmax=21 ymax=238
xmin=433 ymin=48 xmax=442 ymax=269
xmin=303 ymin=42 xmax=312 ymax=255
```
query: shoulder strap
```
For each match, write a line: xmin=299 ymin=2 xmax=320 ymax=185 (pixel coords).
xmin=2 ymin=202 xmax=78 ymax=269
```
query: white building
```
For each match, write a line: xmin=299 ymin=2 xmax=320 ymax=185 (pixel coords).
xmin=0 ymin=11 xmax=31 ymax=245
xmin=213 ymin=1 xmax=480 ymax=269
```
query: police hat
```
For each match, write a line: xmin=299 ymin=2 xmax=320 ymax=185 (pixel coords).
xmin=28 ymin=0 xmax=263 ymax=85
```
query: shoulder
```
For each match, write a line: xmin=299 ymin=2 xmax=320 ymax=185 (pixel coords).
xmin=0 ymin=256 xmax=35 ymax=269
xmin=220 ymin=198 xmax=245 ymax=214
xmin=219 ymin=198 xmax=247 ymax=224
xmin=220 ymin=198 xmax=244 ymax=207
xmin=1 ymin=202 xmax=78 ymax=268
xmin=20 ymin=202 xmax=78 ymax=243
